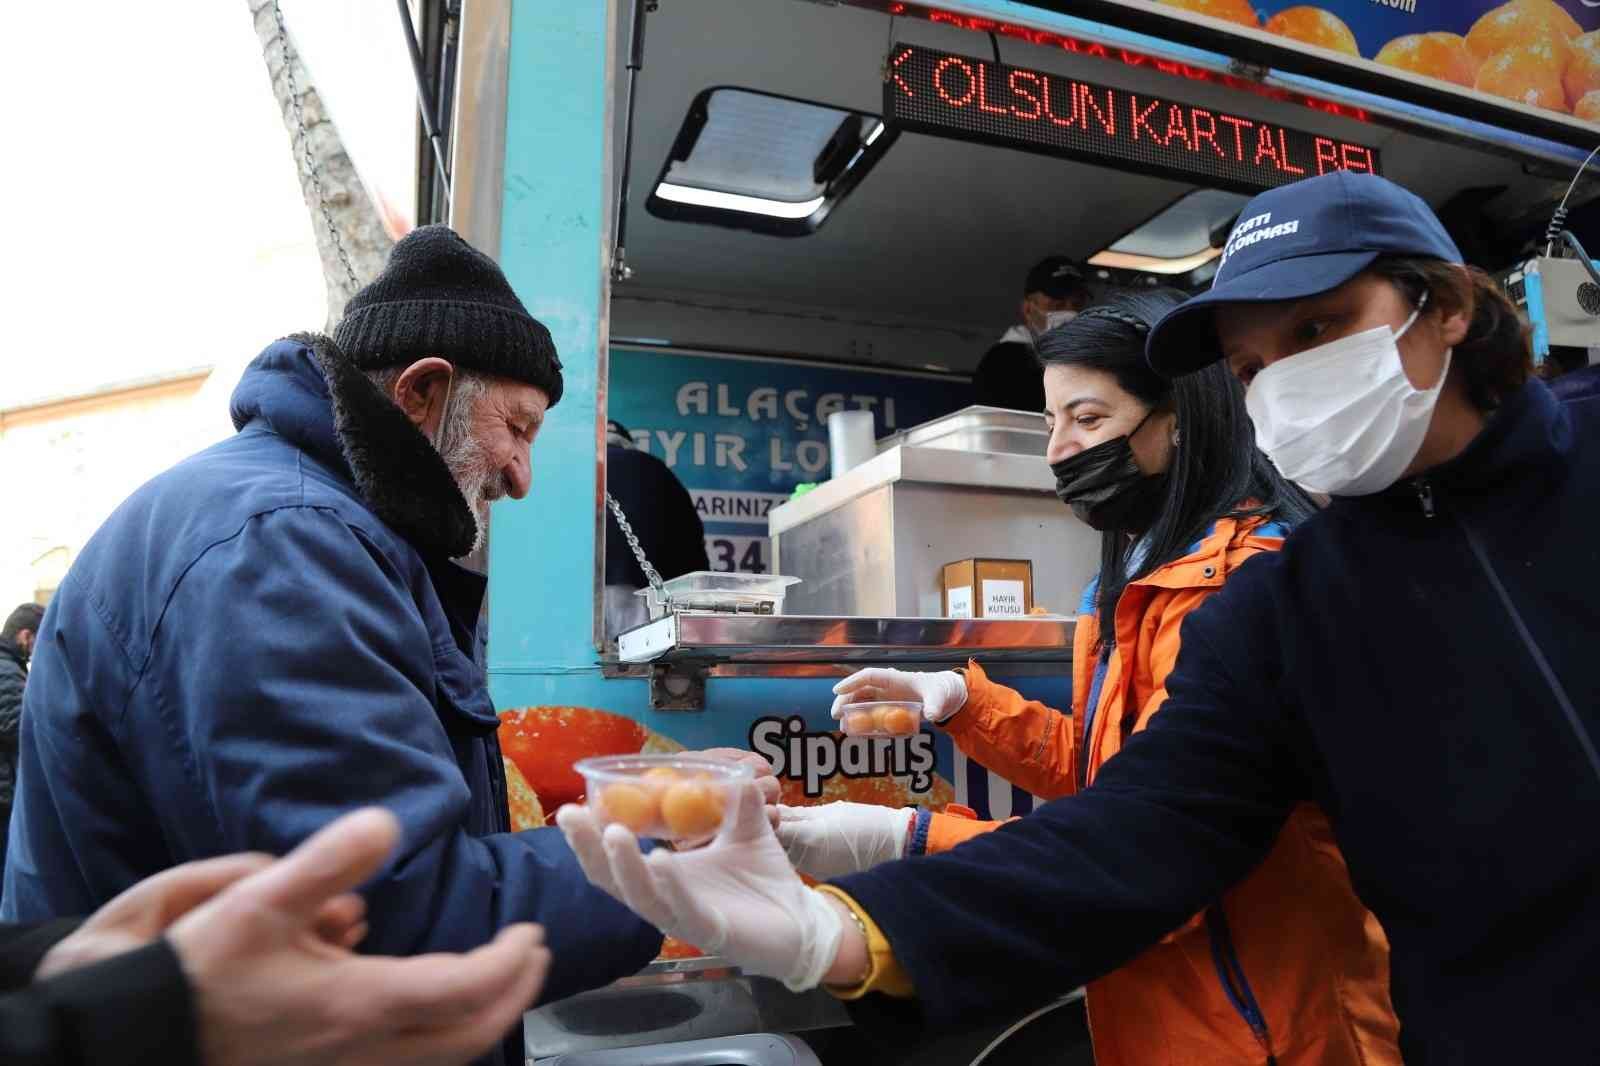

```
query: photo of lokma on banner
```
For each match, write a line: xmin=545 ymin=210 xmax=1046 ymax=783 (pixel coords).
xmin=1147 ymin=0 xmax=1600 ymax=131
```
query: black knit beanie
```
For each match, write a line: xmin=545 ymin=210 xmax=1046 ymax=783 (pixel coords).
xmin=333 ymin=225 xmax=563 ymax=406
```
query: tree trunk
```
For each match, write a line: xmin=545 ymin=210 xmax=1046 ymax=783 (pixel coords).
xmin=249 ymin=0 xmax=393 ymax=329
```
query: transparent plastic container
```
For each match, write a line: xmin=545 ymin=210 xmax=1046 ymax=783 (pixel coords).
xmin=837 ymin=700 xmax=924 ymax=738
xmin=577 ymin=754 xmax=755 ymax=840
xmin=636 ymin=571 xmax=801 ymax=619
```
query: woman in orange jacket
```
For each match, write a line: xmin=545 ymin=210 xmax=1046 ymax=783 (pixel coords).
xmin=774 ymin=290 xmax=1400 ymax=1066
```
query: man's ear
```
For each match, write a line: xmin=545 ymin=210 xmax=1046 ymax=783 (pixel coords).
xmin=391 ymin=358 xmax=456 ymax=434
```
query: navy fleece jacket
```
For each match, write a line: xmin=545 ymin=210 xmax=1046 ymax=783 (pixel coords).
xmin=837 ymin=379 xmax=1600 ymax=1064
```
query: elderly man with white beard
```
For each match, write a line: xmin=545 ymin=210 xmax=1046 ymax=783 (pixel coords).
xmin=2 ymin=227 xmax=667 ymax=1066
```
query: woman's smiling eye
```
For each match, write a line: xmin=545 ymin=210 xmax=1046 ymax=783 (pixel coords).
xmin=1075 ymin=414 xmax=1104 ymax=428
xmin=1293 ymin=317 xmax=1335 ymax=348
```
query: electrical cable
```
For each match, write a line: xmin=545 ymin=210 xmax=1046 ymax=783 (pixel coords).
xmin=397 ymin=0 xmax=453 ymax=210
xmin=433 ymin=2 xmax=460 ymax=223
xmin=1544 ymin=141 xmax=1600 ymax=257
xmin=1559 ymin=230 xmax=1600 ymax=291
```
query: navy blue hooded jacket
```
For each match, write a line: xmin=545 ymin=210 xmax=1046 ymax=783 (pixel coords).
xmin=2 ymin=337 xmax=661 ymax=1064
xmin=837 ymin=379 xmax=1600 ymax=1064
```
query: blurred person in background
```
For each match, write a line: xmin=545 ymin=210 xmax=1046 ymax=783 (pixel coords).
xmin=971 ymin=256 xmax=1094 ymax=413
xmin=602 ymin=419 xmax=709 ymax=639
xmin=0 ymin=602 xmax=44 ymax=882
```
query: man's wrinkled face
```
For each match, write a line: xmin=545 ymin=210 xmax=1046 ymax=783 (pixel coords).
xmin=436 ymin=377 xmax=549 ymax=554
xmin=392 ymin=358 xmax=551 ymax=557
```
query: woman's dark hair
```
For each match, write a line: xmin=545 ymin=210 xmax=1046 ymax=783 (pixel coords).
xmin=1037 ymin=289 xmax=1315 ymax=643
xmin=1367 ymin=257 xmax=1531 ymax=412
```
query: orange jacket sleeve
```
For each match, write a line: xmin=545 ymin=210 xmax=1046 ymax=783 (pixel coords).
xmin=924 ymin=805 xmax=1007 ymax=853
xmin=938 ymin=659 xmax=1078 ymax=801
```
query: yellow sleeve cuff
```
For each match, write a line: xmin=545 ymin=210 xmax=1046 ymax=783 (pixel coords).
xmin=813 ymin=885 xmax=915 ymax=1000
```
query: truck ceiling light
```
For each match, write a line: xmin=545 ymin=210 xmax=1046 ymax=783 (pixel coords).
xmin=652 ymin=183 xmax=828 ymax=220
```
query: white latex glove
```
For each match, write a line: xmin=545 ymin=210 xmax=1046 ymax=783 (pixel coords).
xmin=832 ymin=667 xmax=969 ymax=725
xmin=775 ymin=802 xmax=914 ymax=879
xmin=556 ymin=784 xmax=843 ymax=992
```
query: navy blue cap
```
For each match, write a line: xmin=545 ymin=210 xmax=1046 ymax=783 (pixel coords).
xmin=1145 ymin=171 xmax=1462 ymax=376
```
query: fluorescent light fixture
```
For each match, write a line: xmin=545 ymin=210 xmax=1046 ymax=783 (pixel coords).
xmin=1089 ymin=188 xmax=1247 ymax=277
xmin=647 ymin=90 xmax=891 ymax=235
xmin=1087 ymin=246 xmax=1222 ymax=275
xmin=653 ymin=182 xmax=826 ymax=220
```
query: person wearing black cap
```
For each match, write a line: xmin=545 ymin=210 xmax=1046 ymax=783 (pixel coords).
xmin=2 ymin=225 xmax=663 ymax=1066
xmin=971 ymin=256 xmax=1093 ymax=412
xmin=601 ymin=421 xmax=709 ymax=639
xmin=557 ymin=173 xmax=1600 ymax=1065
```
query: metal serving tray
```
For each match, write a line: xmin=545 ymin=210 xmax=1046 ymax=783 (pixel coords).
xmin=874 ymin=405 xmax=1048 ymax=457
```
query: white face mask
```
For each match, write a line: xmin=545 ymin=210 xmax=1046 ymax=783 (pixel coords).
xmin=1019 ymin=308 xmax=1079 ymax=348
xmin=1245 ymin=297 xmax=1451 ymax=497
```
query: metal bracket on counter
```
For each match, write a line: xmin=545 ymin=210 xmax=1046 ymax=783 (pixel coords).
xmin=648 ymin=662 xmax=706 ymax=711
xmin=617 ymin=613 xmax=1075 ymax=666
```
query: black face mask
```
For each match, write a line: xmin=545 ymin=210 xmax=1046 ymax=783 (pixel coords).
xmin=1050 ymin=413 xmax=1168 ymax=532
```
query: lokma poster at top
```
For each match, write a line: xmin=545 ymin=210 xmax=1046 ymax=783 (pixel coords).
xmin=1143 ymin=0 xmax=1600 ymax=129
xmin=609 ymin=347 xmax=966 ymax=573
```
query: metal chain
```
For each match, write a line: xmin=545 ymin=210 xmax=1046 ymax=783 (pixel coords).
xmin=270 ymin=0 xmax=360 ymax=292
xmin=606 ymin=491 xmax=667 ymax=598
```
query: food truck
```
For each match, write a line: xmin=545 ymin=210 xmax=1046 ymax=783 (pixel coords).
xmin=321 ymin=0 xmax=1600 ymax=1060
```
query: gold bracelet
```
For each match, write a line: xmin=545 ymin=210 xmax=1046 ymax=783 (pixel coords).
xmin=835 ymin=899 xmax=875 ymax=988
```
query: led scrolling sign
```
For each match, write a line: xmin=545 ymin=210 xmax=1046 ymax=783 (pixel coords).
xmin=885 ymin=45 xmax=1380 ymax=192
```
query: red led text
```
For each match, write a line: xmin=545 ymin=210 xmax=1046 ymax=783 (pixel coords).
xmin=887 ymin=46 xmax=1379 ymax=189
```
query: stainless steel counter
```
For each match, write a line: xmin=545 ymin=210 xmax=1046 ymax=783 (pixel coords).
xmin=767 ymin=409 xmax=1101 ymax=618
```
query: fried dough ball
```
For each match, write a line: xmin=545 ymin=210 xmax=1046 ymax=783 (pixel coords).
xmin=1565 ymin=32 xmax=1600 ymax=109
xmin=1375 ymin=33 xmax=1480 ymax=89
xmin=1266 ymin=7 xmax=1359 ymax=56
xmin=661 ymin=780 xmax=727 ymax=838
xmin=599 ymin=781 xmax=660 ymax=834
xmin=878 ymin=706 xmax=921 ymax=736
xmin=1158 ymin=0 xmax=1261 ymax=30
xmin=1477 ymin=45 xmax=1570 ymax=110
xmin=1467 ymin=3 xmax=1573 ymax=68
